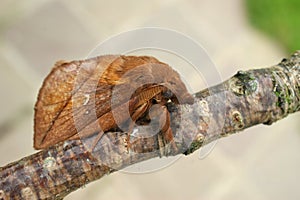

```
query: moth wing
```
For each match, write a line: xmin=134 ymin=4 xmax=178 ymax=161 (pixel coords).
xmin=34 ymin=55 xmax=119 ymax=149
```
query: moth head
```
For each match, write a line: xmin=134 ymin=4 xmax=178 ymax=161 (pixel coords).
xmin=141 ymin=61 xmax=194 ymax=105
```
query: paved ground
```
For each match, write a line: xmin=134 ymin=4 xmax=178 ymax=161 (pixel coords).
xmin=1 ymin=0 xmax=299 ymax=199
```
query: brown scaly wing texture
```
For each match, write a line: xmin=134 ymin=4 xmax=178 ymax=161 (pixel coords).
xmin=34 ymin=55 xmax=117 ymax=149
xmin=34 ymin=55 xmax=193 ymax=149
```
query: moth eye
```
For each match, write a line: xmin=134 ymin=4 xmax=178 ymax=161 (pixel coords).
xmin=151 ymin=98 xmax=159 ymax=104
xmin=162 ymin=90 xmax=173 ymax=99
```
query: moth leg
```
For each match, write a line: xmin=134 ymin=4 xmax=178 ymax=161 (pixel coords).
xmin=125 ymin=102 xmax=150 ymax=151
xmin=90 ymin=131 xmax=105 ymax=151
xmin=69 ymin=129 xmax=104 ymax=152
xmin=148 ymin=105 xmax=177 ymax=155
xmin=158 ymin=106 xmax=178 ymax=155
xmin=157 ymin=133 xmax=165 ymax=157
xmin=74 ymin=117 xmax=107 ymax=152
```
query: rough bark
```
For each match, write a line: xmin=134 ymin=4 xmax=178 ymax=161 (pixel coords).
xmin=0 ymin=51 xmax=300 ymax=200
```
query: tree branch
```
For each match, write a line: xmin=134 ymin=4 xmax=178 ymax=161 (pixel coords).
xmin=1 ymin=51 xmax=300 ymax=200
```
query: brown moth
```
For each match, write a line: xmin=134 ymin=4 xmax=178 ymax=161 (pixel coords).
xmin=34 ymin=55 xmax=194 ymax=150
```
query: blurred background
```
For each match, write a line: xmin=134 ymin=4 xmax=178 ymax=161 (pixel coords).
xmin=1 ymin=0 xmax=300 ymax=199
